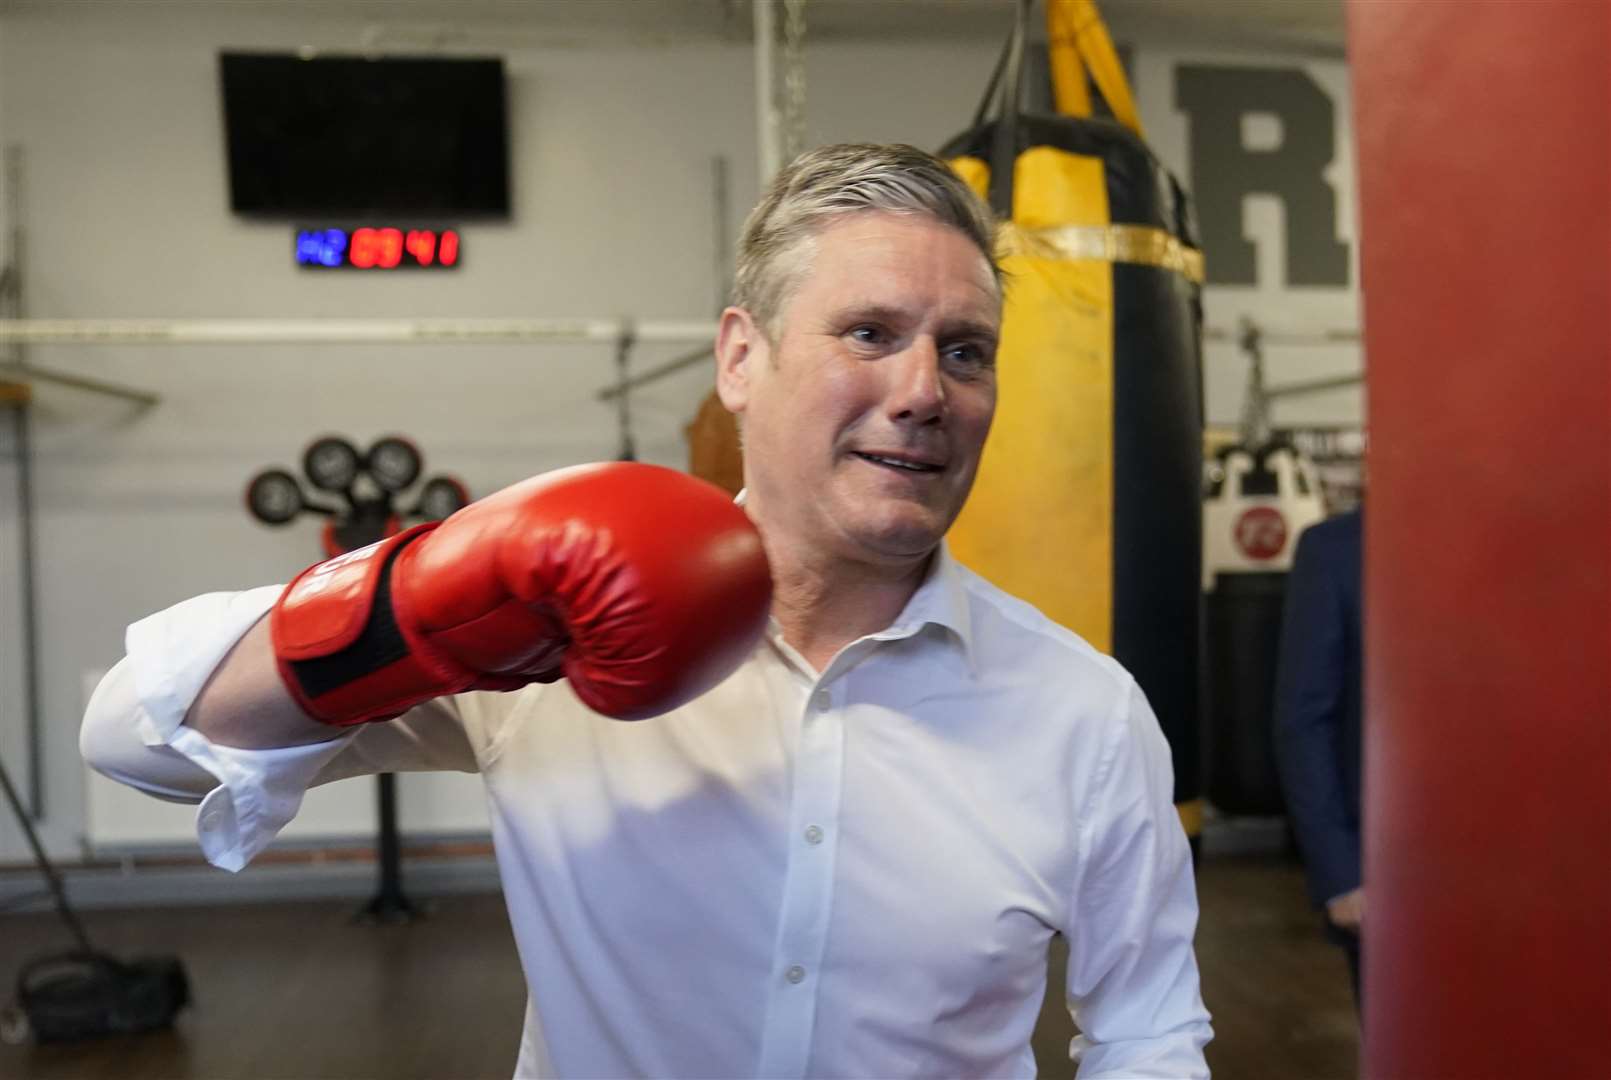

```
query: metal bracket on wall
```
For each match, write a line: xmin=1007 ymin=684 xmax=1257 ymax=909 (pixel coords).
xmin=1206 ymin=316 xmax=1364 ymax=447
xmin=0 ymin=360 xmax=161 ymax=407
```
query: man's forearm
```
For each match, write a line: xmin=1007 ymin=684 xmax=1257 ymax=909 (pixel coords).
xmin=184 ymin=614 xmax=343 ymax=750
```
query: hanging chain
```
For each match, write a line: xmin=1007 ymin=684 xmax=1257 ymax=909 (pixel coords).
xmin=1 ymin=146 xmax=23 ymax=367
xmin=1237 ymin=316 xmax=1271 ymax=447
xmin=781 ymin=0 xmax=808 ymax=163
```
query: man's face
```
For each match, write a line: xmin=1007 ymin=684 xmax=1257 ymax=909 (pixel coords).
xmin=717 ymin=210 xmax=1000 ymax=569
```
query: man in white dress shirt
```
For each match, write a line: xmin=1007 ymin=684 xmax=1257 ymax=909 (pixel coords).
xmin=82 ymin=142 xmax=1212 ymax=1077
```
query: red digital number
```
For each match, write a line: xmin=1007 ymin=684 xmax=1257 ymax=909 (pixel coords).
xmin=405 ymin=230 xmax=436 ymax=266
xmin=376 ymin=228 xmax=403 ymax=269
xmin=349 ymin=228 xmax=378 ymax=268
xmin=344 ymin=227 xmax=455 ymax=269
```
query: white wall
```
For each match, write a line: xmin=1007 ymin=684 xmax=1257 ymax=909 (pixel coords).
xmin=0 ymin=3 xmax=1360 ymax=861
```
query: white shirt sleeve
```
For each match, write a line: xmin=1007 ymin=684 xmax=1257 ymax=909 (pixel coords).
xmin=80 ymin=587 xmax=480 ymax=873
xmin=1064 ymin=679 xmax=1213 ymax=1079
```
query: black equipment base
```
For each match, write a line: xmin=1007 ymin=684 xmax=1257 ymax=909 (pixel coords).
xmin=0 ymin=754 xmax=190 ymax=1043
xmin=353 ymin=772 xmax=426 ymax=925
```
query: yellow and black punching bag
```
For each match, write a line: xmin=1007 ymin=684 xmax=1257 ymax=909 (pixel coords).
xmin=942 ymin=0 xmax=1206 ymax=841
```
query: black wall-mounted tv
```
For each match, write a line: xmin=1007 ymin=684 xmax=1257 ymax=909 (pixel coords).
xmin=220 ymin=52 xmax=509 ymax=218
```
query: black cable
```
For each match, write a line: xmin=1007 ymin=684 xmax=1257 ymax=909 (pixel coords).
xmin=971 ymin=22 xmax=1015 ymax=130
xmin=986 ymin=0 xmax=1032 ymax=217
xmin=0 ymin=753 xmax=93 ymax=954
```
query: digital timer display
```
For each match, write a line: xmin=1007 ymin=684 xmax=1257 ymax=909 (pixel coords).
xmin=295 ymin=227 xmax=461 ymax=270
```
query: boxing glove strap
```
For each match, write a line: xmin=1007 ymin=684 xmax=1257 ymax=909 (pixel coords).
xmin=272 ymin=524 xmax=478 ymax=727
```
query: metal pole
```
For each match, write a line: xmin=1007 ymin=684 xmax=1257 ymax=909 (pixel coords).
xmin=712 ymin=154 xmax=731 ymax=314
xmin=1204 ymin=326 xmax=1361 ymax=345
xmin=0 ymin=317 xmax=717 ymax=346
xmin=781 ymin=0 xmax=808 ymax=162
xmin=615 ymin=328 xmax=637 ymax=461
xmin=1264 ymin=373 xmax=1365 ymax=400
xmin=0 ymin=362 xmax=159 ymax=406
xmin=3 ymin=145 xmax=44 ymax=821
xmin=4 ymin=147 xmax=22 ymax=362
xmin=753 ymin=0 xmax=780 ymax=185
xmin=596 ymin=343 xmax=712 ymax=402
xmin=13 ymin=403 xmax=43 ymax=820
xmin=358 ymin=771 xmax=419 ymax=924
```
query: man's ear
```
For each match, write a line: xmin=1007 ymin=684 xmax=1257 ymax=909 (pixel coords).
xmin=715 ymin=306 xmax=766 ymax=416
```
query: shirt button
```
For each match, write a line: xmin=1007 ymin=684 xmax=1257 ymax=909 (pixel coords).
xmin=804 ymin=825 xmax=824 ymax=845
xmin=812 ymin=689 xmax=831 ymax=711
xmin=785 ymin=965 xmax=806 ymax=984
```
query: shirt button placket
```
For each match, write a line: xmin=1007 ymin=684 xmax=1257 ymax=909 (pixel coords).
xmin=756 ymin=678 xmax=843 ymax=1077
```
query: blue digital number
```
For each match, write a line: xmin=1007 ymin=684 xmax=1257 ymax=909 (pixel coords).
xmin=295 ymin=229 xmax=349 ymax=268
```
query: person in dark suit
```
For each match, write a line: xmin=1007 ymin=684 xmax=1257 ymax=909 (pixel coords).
xmin=1274 ymin=508 xmax=1364 ymax=1009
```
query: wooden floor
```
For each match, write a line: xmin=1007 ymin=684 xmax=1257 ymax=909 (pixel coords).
xmin=0 ymin=853 xmax=1357 ymax=1078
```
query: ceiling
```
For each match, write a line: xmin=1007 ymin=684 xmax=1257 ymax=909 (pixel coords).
xmin=0 ymin=0 xmax=1348 ymax=56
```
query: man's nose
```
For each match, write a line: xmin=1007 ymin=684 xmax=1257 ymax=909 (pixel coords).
xmin=886 ymin=337 xmax=945 ymax=425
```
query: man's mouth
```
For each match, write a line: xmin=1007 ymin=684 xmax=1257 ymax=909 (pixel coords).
xmin=852 ymin=451 xmax=945 ymax=474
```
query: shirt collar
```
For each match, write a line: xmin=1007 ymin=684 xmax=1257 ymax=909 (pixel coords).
xmin=877 ymin=541 xmax=977 ymax=676
xmin=735 ymin=488 xmax=976 ymax=674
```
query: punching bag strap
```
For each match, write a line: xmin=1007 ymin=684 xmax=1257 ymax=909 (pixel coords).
xmin=971 ymin=24 xmax=1014 ymax=131
xmin=1046 ymin=0 xmax=1093 ymax=119
xmin=1047 ymin=0 xmax=1144 ymax=137
xmin=986 ymin=0 xmax=1032 ymax=218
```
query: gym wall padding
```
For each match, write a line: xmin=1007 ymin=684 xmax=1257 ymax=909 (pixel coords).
xmin=942 ymin=0 xmax=1205 ymax=831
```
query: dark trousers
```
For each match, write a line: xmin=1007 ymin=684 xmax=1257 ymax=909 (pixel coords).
xmin=1326 ymin=921 xmax=1362 ymax=1016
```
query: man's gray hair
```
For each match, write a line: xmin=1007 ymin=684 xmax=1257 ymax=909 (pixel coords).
xmin=731 ymin=143 xmax=1001 ymax=337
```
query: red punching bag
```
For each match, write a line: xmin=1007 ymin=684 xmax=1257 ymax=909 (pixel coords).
xmin=1350 ymin=1 xmax=1611 ymax=1072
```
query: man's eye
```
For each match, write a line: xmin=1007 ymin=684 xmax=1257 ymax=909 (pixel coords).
xmin=848 ymin=325 xmax=885 ymax=345
xmin=944 ymin=342 xmax=993 ymax=367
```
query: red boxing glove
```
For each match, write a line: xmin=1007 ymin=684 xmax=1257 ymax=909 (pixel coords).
xmin=271 ymin=462 xmax=772 ymax=725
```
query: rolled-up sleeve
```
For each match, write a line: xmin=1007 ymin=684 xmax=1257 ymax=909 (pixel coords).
xmin=81 ymin=587 xmax=477 ymax=872
xmin=1063 ymin=680 xmax=1213 ymax=1079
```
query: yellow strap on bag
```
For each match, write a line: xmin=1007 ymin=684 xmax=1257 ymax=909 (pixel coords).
xmin=1045 ymin=2 xmax=1093 ymax=121
xmin=1046 ymin=0 xmax=1143 ymax=137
